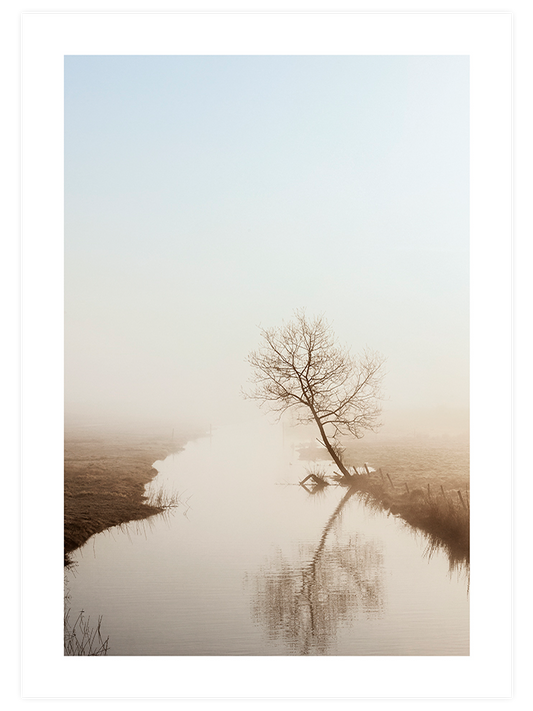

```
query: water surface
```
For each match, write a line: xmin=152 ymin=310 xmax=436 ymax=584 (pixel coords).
xmin=65 ymin=421 xmax=469 ymax=655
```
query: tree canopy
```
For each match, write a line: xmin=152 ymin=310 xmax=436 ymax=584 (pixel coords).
xmin=245 ymin=310 xmax=386 ymax=477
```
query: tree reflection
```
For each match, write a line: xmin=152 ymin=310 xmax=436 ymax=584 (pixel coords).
xmin=249 ymin=489 xmax=385 ymax=655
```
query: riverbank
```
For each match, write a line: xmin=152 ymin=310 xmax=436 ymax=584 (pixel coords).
xmin=64 ymin=423 xmax=201 ymax=566
xmin=347 ymin=475 xmax=469 ymax=564
xmin=300 ymin=434 xmax=470 ymax=563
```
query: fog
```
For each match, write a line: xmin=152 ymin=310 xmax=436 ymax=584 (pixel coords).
xmin=65 ymin=56 xmax=469 ymax=437
xmin=21 ymin=13 xmax=513 ymax=698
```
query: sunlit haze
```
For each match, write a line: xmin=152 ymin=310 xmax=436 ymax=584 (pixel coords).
xmin=65 ymin=55 xmax=469 ymax=435
xmin=19 ymin=8 xmax=518 ymax=682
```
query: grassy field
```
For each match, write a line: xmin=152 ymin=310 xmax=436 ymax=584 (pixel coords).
xmin=65 ymin=424 xmax=469 ymax=567
xmin=300 ymin=434 xmax=470 ymax=564
xmin=64 ymin=423 xmax=200 ymax=565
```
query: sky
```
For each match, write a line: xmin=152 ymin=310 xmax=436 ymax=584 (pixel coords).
xmin=64 ymin=55 xmax=469 ymax=434
xmin=21 ymin=12 xmax=514 ymax=698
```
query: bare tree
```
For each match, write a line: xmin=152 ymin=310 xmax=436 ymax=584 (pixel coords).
xmin=245 ymin=310 xmax=385 ymax=478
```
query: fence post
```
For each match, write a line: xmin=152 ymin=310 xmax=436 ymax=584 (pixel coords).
xmin=386 ymin=473 xmax=395 ymax=488
xmin=364 ymin=463 xmax=371 ymax=476
xmin=404 ymin=482 xmax=409 ymax=494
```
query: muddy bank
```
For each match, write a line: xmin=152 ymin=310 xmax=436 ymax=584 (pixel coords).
xmin=64 ymin=424 xmax=201 ymax=565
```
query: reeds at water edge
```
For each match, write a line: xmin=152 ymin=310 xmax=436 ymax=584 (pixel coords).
xmin=304 ymin=461 xmax=469 ymax=569
xmin=355 ymin=482 xmax=469 ymax=568
xmin=64 ymin=608 xmax=110 ymax=656
xmin=144 ymin=484 xmax=192 ymax=515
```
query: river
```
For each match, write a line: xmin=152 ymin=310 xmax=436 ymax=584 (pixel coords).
xmin=64 ymin=419 xmax=469 ymax=655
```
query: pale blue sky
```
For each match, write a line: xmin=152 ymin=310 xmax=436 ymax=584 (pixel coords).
xmin=21 ymin=12 xmax=514 ymax=698
xmin=65 ymin=55 xmax=469 ymax=431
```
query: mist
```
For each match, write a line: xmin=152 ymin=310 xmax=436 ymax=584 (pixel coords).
xmin=65 ymin=55 xmax=469 ymax=437
xmin=21 ymin=12 xmax=513 ymax=698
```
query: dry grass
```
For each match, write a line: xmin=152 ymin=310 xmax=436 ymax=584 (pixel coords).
xmin=299 ymin=433 xmax=469 ymax=563
xmin=301 ymin=463 xmax=330 ymax=489
xmin=64 ymin=423 xmax=200 ymax=565
xmin=356 ymin=481 xmax=469 ymax=561
xmin=64 ymin=607 xmax=110 ymax=656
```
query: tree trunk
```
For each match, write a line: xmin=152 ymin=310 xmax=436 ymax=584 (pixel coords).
xmin=310 ymin=410 xmax=351 ymax=478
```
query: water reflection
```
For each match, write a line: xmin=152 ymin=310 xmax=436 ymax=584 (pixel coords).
xmin=65 ymin=424 xmax=469 ymax=656
xmin=249 ymin=489 xmax=384 ymax=655
xmin=354 ymin=489 xmax=470 ymax=586
xmin=420 ymin=535 xmax=470 ymax=594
